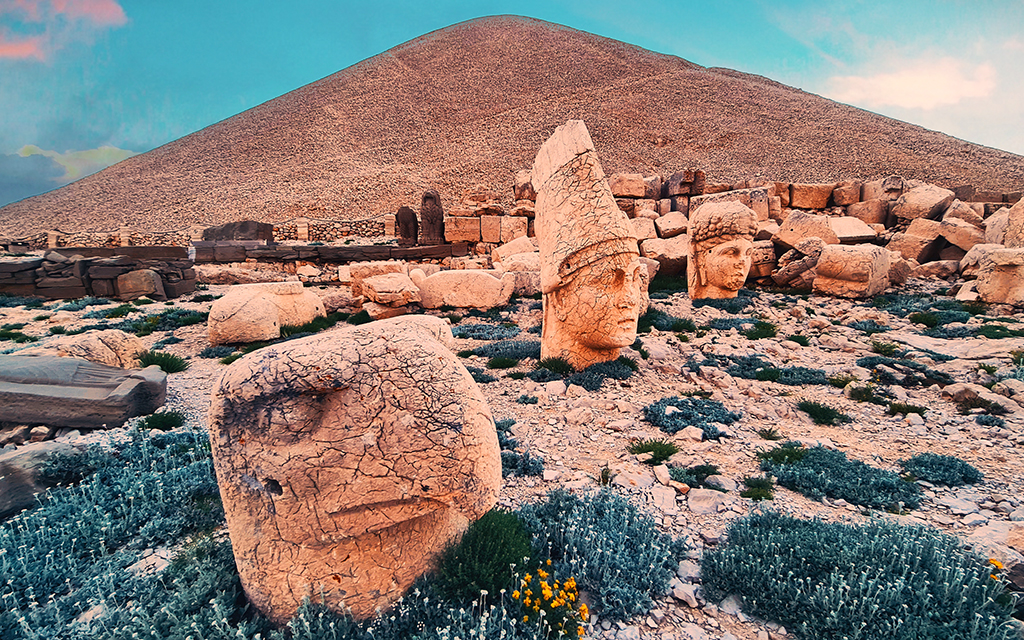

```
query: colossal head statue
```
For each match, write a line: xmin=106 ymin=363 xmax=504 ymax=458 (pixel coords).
xmin=208 ymin=317 xmax=500 ymax=624
xmin=532 ymin=120 xmax=647 ymax=370
xmin=687 ymin=201 xmax=758 ymax=300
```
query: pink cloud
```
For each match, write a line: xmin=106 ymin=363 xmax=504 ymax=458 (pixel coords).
xmin=51 ymin=0 xmax=127 ymax=26
xmin=0 ymin=33 xmax=45 ymax=60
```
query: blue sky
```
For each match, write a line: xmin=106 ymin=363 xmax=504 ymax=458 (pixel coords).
xmin=1 ymin=0 xmax=1022 ymax=207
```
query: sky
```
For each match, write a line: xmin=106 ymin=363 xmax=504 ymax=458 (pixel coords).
xmin=1 ymin=0 xmax=1022 ymax=208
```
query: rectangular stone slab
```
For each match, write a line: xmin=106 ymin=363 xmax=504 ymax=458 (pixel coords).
xmin=0 ymin=355 xmax=166 ymax=429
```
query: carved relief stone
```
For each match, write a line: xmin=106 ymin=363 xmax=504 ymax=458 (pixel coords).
xmin=419 ymin=190 xmax=445 ymax=245
xmin=687 ymin=201 xmax=758 ymax=299
xmin=532 ymin=120 xmax=647 ymax=370
xmin=208 ymin=319 xmax=501 ymax=624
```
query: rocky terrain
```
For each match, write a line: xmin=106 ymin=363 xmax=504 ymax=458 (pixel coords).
xmin=3 ymin=15 xmax=1024 ymax=236
xmin=3 ymin=271 xmax=1023 ymax=639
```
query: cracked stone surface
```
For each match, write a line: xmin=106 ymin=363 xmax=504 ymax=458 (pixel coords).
xmin=688 ymin=201 xmax=758 ymax=300
xmin=533 ymin=120 xmax=646 ymax=370
xmin=208 ymin=281 xmax=325 ymax=345
xmin=208 ymin=319 xmax=500 ymax=623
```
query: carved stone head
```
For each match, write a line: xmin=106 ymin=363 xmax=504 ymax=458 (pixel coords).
xmin=688 ymin=201 xmax=758 ymax=300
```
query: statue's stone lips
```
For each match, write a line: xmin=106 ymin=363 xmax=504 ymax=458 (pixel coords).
xmin=0 ymin=354 xmax=167 ymax=428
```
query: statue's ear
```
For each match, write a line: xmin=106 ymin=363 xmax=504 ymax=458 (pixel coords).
xmin=549 ymin=289 xmax=570 ymax=322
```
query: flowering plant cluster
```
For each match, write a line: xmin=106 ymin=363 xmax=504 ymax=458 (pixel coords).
xmin=512 ymin=560 xmax=588 ymax=637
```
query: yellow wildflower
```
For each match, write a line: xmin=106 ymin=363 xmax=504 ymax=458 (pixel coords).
xmin=990 ymin=559 xmax=1004 ymax=570
xmin=546 ymin=559 xmax=552 ymax=566
xmin=512 ymin=590 xmax=520 ymax=600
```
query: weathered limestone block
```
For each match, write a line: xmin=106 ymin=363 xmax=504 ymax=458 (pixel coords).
xmin=688 ymin=201 xmax=758 ymax=299
xmin=444 ymin=216 xmax=481 ymax=243
xmin=912 ymin=260 xmax=960 ymax=279
xmin=609 ymin=173 xmax=647 ymax=197
xmin=774 ymin=181 xmax=791 ymax=207
xmin=943 ymin=199 xmax=984 ymax=228
xmin=976 ymin=248 xmax=1024 ymax=306
xmin=790 ymin=183 xmax=836 ymax=209
xmin=771 ymin=238 xmax=824 ymax=288
xmin=202 ymin=220 xmax=274 ymax=242
xmin=635 ymin=208 xmax=659 ymax=220
xmin=690 ymin=187 xmax=769 ymax=221
xmin=514 ymin=169 xmax=536 ymax=201
xmin=117 ymin=269 xmax=166 ymax=301
xmin=350 ymin=261 xmax=407 ymax=297
xmin=0 ymin=355 xmax=166 ymax=429
xmin=0 ymin=441 xmax=78 ymax=519
xmin=631 ymin=217 xmax=658 ymax=241
xmin=640 ymin=235 xmax=689 ymax=277
xmin=961 ymin=244 xmax=1002 ymax=279
xmin=986 ymin=208 xmax=1010 ymax=245
xmin=939 ymin=246 xmax=967 ymax=262
xmin=361 ymin=273 xmax=421 ymax=306
xmin=209 ymin=282 xmax=325 ymax=345
xmin=886 ymin=218 xmax=944 ymax=262
xmin=1004 ymin=198 xmax=1024 ymax=248
xmin=361 ymin=302 xmax=409 ymax=320
xmin=492 ymin=235 xmax=536 ymax=264
xmin=749 ymin=240 xmax=777 ymax=278
xmin=532 ymin=120 xmax=647 ymax=370
xmin=644 ymin=175 xmax=662 ymax=200
xmin=479 ymin=216 xmax=501 ymax=243
xmin=892 ymin=184 xmax=955 ymax=220
xmin=664 ymin=170 xmax=696 ymax=197
xmin=756 ymin=220 xmax=780 ymax=241
xmin=773 ymin=210 xmax=839 ymax=250
xmin=410 ymin=269 xmax=516 ymax=309
xmin=861 ymin=176 xmax=905 ymax=201
xmin=209 ymin=322 xmax=501 ymax=624
xmin=383 ymin=213 xmax=396 ymax=237
xmin=656 ymin=198 xmax=672 ymax=215
xmin=500 ymin=216 xmax=528 ymax=243
xmin=829 ymin=216 xmax=876 ymax=244
xmin=813 ymin=244 xmax=891 ymax=299
xmin=832 ymin=180 xmax=862 ymax=206
xmin=888 ymin=252 xmax=913 ymax=285
xmin=940 ymin=217 xmax=985 ymax=251
xmin=501 ymin=252 xmax=540 ymax=272
xmin=655 ymin=212 xmax=688 ymax=238
xmin=846 ymin=199 xmax=889 ymax=225
xmin=18 ymin=329 xmax=143 ymax=369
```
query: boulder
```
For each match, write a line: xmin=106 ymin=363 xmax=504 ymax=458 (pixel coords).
xmin=891 ymin=185 xmax=955 ymax=220
xmin=846 ymin=199 xmax=889 ymax=225
xmin=513 ymin=169 xmax=536 ymax=201
xmin=943 ymin=199 xmax=985 ymax=228
xmin=960 ymin=244 xmax=1002 ymax=279
xmin=208 ymin=281 xmax=325 ymax=345
xmin=18 ymin=329 xmax=144 ymax=369
xmin=940 ymin=217 xmax=985 ymax=251
xmin=655 ymin=211 xmax=688 ymax=238
xmin=361 ymin=302 xmax=410 ymax=320
xmin=748 ymin=240 xmax=777 ymax=278
xmin=813 ymin=244 xmax=891 ymax=298
xmin=832 ymin=180 xmax=862 ymax=206
xmin=687 ymin=488 xmax=727 ymax=515
xmin=888 ymin=252 xmax=913 ymax=285
xmin=209 ymin=321 xmax=500 ymax=623
xmin=976 ymin=248 xmax=1024 ymax=306
xmin=361 ymin=273 xmax=421 ymax=306
xmin=608 ymin=173 xmax=647 ymax=197
xmin=912 ymin=260 xmax=960 ymax=279
xmin=942 ymin=382 xmax=1022 ymax=414
xmin=1004 ymin=198 xmax=1024 ymax=248
xmin=492 ymin=235 xmax=537 ymax=264
xmin=828 ymin=216 xmax=876 ymax=244
xmin=0 ymin=355 xmax=166 ymax=429
xmin=349 ymin=261 xmax=407 ymax=297
xmin=631 ymin=217 xmax=658 ymax=241
xmin=986 ymin=208 xmax=1011 ymax=245
xmin=790 ymin=183 xmax=836 ymax=209
xmin=0 ymin=441 xmax=79 ymax=518
xmin=886 ymin=218 xmax=943 ymax=262
xmin=501 ymin=252 xmax=541 ymax=272
xmin=773 ymin=210 xmax=839 ymax=249
xmin=499 ymin=216 xmax=529 ymax=243
xmin=409 ymin=269 xmax=516 ymax=309
xmin=117 ymin=269 xmax=166 ymax=301
xmin=314 ymin=286 xmax=363 ymax=313
xmin=862 ymin=175 xmax=905 ymax=201
xmin=641 ymin=235 xmax=689 ymax=276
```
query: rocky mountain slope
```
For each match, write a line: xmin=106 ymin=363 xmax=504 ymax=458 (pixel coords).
xmin=3 ymin=15 xmax=1023 ymax=236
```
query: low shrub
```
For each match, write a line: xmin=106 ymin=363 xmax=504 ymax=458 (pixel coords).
xmin=525 ymin=368 xmax=563 ymax=383
xmin=501 ymin=450 xmax=545 ymax=477
xmin=976 ymin=414 xmax=1006 ymax=428
xmin=644 ymin=396 xmax=741 ymax=440
xmin=487 ymin=356 xmax=520 ymax=369
xmin=759 ymin=442 xmax=921 ymax=510
xmin=536 ymin=357 xmax=573 ymax=375
xmin=788 ymin=334 xmax=810 ymax=346
xmin=84 ymin=303 xmax=136 ymax=319
xmin=627 ymin=438 xmax=680 ymax=465
xmin=518 ymin=490 xmax=687 ymax=621
xmin=0 ymin=294 xmax=46 ymax=308
xmin=346 ymin=310 xmax=372 ymax=325
xmin=198 ymin=345 xmax=237 ymax=359
xmin=871 ymin=340 xmax=900 ymax=356
xmin=908 ymin=311 xmax=938 ymax=327
xmin=630 ymin=338 xmax=650 ymax=359
xmin=55 ymin=296 xmax=110 ymax=312
xmin=190 ymin=293 xmax=216 ymax=303
xmin=565 ymin=358 xmax=635 ymax=391
xmin=900 ymin=453 xmax=982 ymax=486
xmin=744 ymin=321 xmax=778 ymax=340
xmin=466 ymin=366 xmax=497 ymax=383
xmin=132 ymin=297 xmax=156 ymax=306
xmin=827 ymin=373 xmax=858 ymax=388
xmin=452 ymin=322 xmax=522 ymax=340
xmin=796 ymin=400 xmax=851 ymax=425
xmin=958 ymin=396 xmax=1008 ymax=416
xmin=847 ymin=383 xmax=889 ymax=406
xmin=637 ymin=307 xmax=693 ymax=333
xmin=516 ymin=394 xmax=538 ymax=404
xmin=701 ymin=511 xmax=1014 ymax=640
xmin=219 ymin=353 xmax=244 ymax=365
xmin=139 ymin=410 xmax=187 ymax=431
xmin=849 ymin=319 xmax=889 ymax=334
xmin=692 ymin=295 xmax=753 ymax=313
xmin=669 ymin=464 xmax=721 ymax=489
xmin=435 ymin=509 xmax=532 ymax=606
xmin=443 ymin=313 xmax=462 ymax=325
xmin=280 ymin=311 xmax=348 ymax=337
xmin=647 ymin=273 xmax=688 ymax=297
xmin=507 ymin=371 xmax=526 ymax=380
xmin=473 ymin=339 xmax=541 ymax=361
xmin=0 ymin=323 xmax=38 ymax=343
xmin=740 ymin=475 xmax=774 ymax=500
xmin=888 ymin=402 xmax=926 ymax=416
xmin=47 ymin=325 xmax=66 ymax=335
xmin=756 ymin=427 xmax=783 ymax=441
xmin=137 ymin=350 xmax=190 ymax=373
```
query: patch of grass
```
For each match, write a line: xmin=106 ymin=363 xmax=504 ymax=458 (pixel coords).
xmin=473 ymin=340 xmax=541 ymax=361
xmin=443 ymin=313 xmax=462 ymax=325
xmin=788 ymin=334 xmax=810 ymax=346
xmin=957 ymin=396 xmax=1008 ymax=416
xmin=849 ymin=319 xmax=890 ymax=334
xmin=346 ymin=309 xmax=372 ymax=325
xmin=190 ymin=293 xmax=216 ymax=303
xmin=756 ymin=442 xmax=808 ymax=466
xmin=31 ymin=314 xmax=50 ymax=321
xmin=132 ymin=297 xmax=156 ymax=306
xmin=871 ymin=340 xmax=900 ymax=357
xmin=888 ymin=402 xmax=926 ymax=416
xmin=740 ymin=475 xmax=775 ymax=501
xmin=137 ymin=350 xmax=190 ymax=373
xmin=487 ymin=356 xmax=520 ymax=369
xmin=48 ymin=325 xmax=66 ymax=335
xmin=979 ymin=363 xmax=998 ymax=375
xmin=565 ymin=358 xmax=635 ymax=391
xmin=900 ymin=453 xmax=982 ymax=486
xmin=280 ymin=311 xmax=348 ymax=337
xmin=457 ymin=349 xmax=474 ymax=358
xmin=0 ymin=323 xmax=38 ymax=343
xmin=219 ymin=353 xmax=244 ymax=365
xmin=647 ymin=273 xmax=688 ymax=297
xmin=755 ymin=368 xmax=781 ymax=382
xmin=701 ymin=512 xmax=1013 ymax=640
xmin=973 ymin=324 xmax=1024 ymax=339
xmin=744 ymin=321 xmax=778 ymax=340
xmin=627 ymin=438 xmax=680 ymax=465
xmin=435 ymin=509 xmax=532 ymax=606
xmin=536 ymin=357 xmax=574 ymax=375
xmin=630 ymin=338 xmax=650 ymax=359
xmin=975 ymin=414 xmax=1006 ymax=428
xmin=618 ymin=355 xmax=639 ymax=371
xmin=198 ymin=345 xmax=237 ymax=359
xmin=797 ymin=400 xmax=851 ymax=425
xmin=139 ymin=410 xmax=186 ymax=431
xmin=828 ymin=374 xmax=858 ymax=388
xmin=637 ymin=307 xmax=693 ymax=333
xmin=847 ymin=383 xmax=889 ymax=406
xmin=908 ymin=311 xmax=938 ymax=328
xmin=756 ymin=427 xmax=783 ymax=441
xmin=507 ymin=371 xmax=526 ymax=380
xmin=1012 ymin=350 xmax=1024 ymax=366
xmin=452 ymin=322 xmax=522 ymax=340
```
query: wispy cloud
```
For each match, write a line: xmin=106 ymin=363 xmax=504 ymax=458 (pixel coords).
xmin=828 ymin=56 xmax=997 ymax=110
xmin=0 ymin=0 xmax=127 ymax=60
xmin=19 ymin=144 xmax=136 ymax=181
